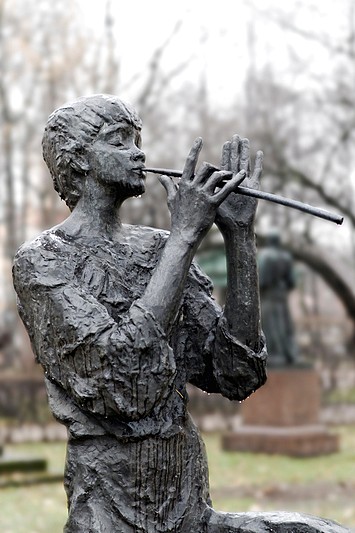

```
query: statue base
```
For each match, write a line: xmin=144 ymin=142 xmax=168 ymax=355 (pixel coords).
xmin=207 ymin=509 xmax=351 ymax=532
xmin=222 ymin=368 xmax=339 ymax=456
xmin=222 ymin=424 xmax=338 ymax=456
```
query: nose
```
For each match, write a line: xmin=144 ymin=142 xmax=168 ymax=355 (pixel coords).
xmin=131 ymin=148 xmax=145 ymax=163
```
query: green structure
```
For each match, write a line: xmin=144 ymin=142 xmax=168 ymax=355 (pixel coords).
xmin=197 ymin=244 xmax=227 ymax=289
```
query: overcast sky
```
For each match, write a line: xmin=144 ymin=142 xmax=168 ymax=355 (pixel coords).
xmin=72 ymin=0 xmax=354 ymax=247
xmin=76 ymin=0 xmax=345 ymax=105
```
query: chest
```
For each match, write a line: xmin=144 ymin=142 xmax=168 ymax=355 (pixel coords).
xmin=73 ymin=238 xmax=164 ymax=322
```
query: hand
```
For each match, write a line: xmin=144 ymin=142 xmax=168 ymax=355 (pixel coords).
xmin=158 ymin=138 xmax=246 ymax=246
xmin=215 ymin=135 xmax=263 ymax=232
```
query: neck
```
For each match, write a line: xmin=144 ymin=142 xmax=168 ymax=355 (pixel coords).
xmin=63 ymin=179 xmax=125 ymax=241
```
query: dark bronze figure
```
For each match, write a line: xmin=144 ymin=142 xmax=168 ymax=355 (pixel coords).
xmin=259 ymin=229 xmax=299 ymax=367
xmin=13 ymin=95 xmax=350 ymax=532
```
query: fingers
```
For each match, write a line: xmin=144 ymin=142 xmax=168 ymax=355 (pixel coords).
xmin=213 ymin=169 xmax=247 ymax=203
xmin=220 ymin=141 xmax=231 ymax=170
xmin=158 ymin=174 xmax=178 ymax=204
xmin=221 ymin=134 xmax=248 ymax=175
xmin=239 ymin=138 xmax=250 ymax=175
xmin=194 ymin=161 xmax=219 ymax=185
xmin=206 ymin=169 xmax=233 ymax=191
xmin=182 ymin=137 xmax=203 ymax=181
xmin=230 ymin=134 xmax=241 ymax=174
xmin=250 ymin=150 xmax=263 ymax=190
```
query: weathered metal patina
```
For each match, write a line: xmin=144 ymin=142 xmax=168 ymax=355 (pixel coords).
xmin=13 ymin=95 xmax=350 ymax=532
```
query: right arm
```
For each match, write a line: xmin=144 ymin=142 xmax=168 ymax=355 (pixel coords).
xmin=158 ymin=137 xmax=267 ymax=400
xmin=140 ymin=138 xmax=245 ymax=334
xmin=13 ymin=244 xmax=177 ymax=421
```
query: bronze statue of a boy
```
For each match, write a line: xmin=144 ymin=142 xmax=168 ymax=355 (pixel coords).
xmin=13 ymin=95 xmax=350 ymax=532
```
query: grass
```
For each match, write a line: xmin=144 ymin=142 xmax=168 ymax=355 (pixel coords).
xmin=326 ymin=387 xmax=355 ymax=405
xmin=0 ymin=484 xmax=67 ymax=533
xmin=206 ymin=426 xmax=355 ymax=488
xmin=205 ymin=426 xmax=355 ymax=528
xmin=0 ymin=427 xmax=355 ymax=531
xmin=0 ymin=442 xmax=67 ymax=533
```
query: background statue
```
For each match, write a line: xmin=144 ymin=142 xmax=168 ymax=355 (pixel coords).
xmin=258 ymin=229 xmax=299 ymax=367
xmin=12 ymin=95 xmax=349 ymax=532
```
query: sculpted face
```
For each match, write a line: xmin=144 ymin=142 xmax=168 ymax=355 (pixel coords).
xmin=42 ymin=94 xmax=145 ymax=210
xmin=88 ymin=116 xmax=146 ymax=198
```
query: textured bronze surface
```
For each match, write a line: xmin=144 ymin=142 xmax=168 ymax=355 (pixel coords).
xmin=12 ymin=95 xmax=349 ymax=532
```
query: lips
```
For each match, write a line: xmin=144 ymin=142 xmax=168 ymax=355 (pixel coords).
xmin=132 ymin=167 xmax=147 ymax=178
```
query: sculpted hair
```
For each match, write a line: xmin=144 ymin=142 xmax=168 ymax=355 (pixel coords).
xmin=42 ymin=94 xmax=142 ymax=211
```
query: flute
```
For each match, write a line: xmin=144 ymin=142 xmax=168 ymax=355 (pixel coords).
xmin=144 ymin=167 xmax=344 ymax=226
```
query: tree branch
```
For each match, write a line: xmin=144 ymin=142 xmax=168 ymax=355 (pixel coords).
xmin=266 ymin=161 xmax=355 ymax=227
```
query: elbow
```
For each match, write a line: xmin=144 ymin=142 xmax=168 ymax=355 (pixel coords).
xmin=214 ymin=357 xmax=267 ymax=402
xmin=213 ymin=325 xmax=268 ymax=401
xmin=217 ymin=371 xmax=267 ymax=402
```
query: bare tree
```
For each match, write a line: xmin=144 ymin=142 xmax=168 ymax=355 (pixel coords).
xmin=240 ymin=0 xmax=355 ymax=352
xmin=0 ymin=0 xmax=196 ymax=368
xmin=0 ymin=0 xmax=113 ymax=367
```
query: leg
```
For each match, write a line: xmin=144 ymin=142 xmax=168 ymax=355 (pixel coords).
xmin=64 ymin=424 xmax=211 ymax=533
xmin=205 ymin=508 xmax=352 ymax=533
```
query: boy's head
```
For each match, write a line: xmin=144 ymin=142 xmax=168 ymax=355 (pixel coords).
xmin=42 ymin=94 xmax=143 ymax=210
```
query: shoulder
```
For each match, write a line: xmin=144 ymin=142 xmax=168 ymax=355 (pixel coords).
xmin=188 ymin=260 xmax=214 ymax=294
xmin=13 ymin=229 xmax=76 ymax=290
xmin=14 ymin=228 xmax=75 ymax=265
xmin=122 ymin=224 xmax=169 ymax=259
xmin=124 ymin=224 xmax=169 ymax=242
xmin=282 ymin=249 xmax=294 ymax=263
xmin=123 ymin=224 xmax=213 ymax=293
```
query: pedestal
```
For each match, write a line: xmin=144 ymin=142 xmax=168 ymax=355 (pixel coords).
xmin=222 ymin=368 xmax=339 ymax=457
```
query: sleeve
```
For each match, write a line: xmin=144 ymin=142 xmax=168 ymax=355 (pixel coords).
xmin=12 ymin=245 xmax=176 ymax=421
xmin=182 ymin=262 xmax=267 ymax=401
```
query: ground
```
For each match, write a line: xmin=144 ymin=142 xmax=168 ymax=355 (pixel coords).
xmin=0 ymin=427 xmax=355 ymax=532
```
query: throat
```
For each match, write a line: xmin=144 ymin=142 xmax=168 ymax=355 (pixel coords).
xmin=62 ymin=203 xmax=123 ymax=242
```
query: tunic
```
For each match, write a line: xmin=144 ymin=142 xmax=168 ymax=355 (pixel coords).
xmin=13 ymin=224 xmax=267 ymax=533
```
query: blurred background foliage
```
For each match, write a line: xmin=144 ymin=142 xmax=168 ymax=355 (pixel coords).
xmin=0 ymin=0 xmax=355 ymax=418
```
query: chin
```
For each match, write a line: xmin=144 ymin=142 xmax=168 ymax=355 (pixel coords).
xmin=119 ymin=180 xmax=145 ymax=199
xmin=134 ymin=183 xmax=146 ymax=197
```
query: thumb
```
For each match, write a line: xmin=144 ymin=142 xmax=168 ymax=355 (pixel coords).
xmin=158 ymin=175 xmax=178 ymax=203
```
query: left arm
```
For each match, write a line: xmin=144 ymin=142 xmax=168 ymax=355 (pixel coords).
xmin=215 ymin=135 xmax=262 ymax=349
xmin=159 ymin=135 xmax=267 ymax=401
xmin=180 ymin=260 xmax=267 ymax=401
xmin=212 ymin=136 xmax=267 ymax=397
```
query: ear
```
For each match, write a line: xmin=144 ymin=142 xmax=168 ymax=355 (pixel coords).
xmin=69 ymin=149 xmax=90 ymax=174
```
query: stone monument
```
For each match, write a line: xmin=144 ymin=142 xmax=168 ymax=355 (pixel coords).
xmin=223 ymin=230 xmax=339 ymax=456
xmin=12 ymin=95 xmax=349 ymax=532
